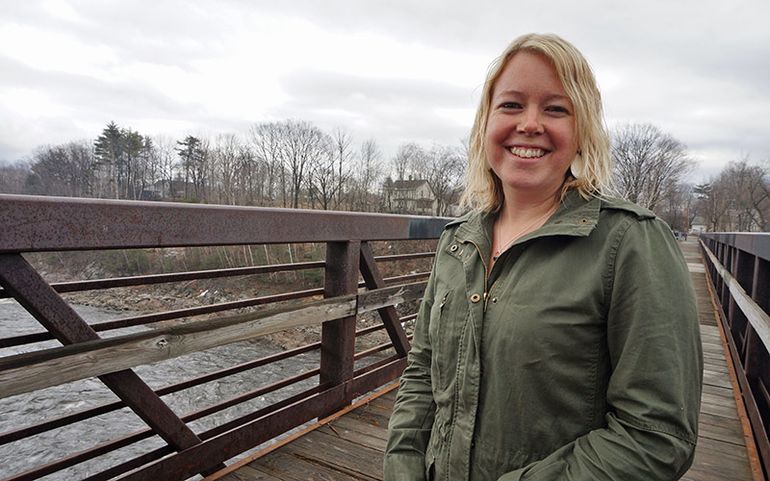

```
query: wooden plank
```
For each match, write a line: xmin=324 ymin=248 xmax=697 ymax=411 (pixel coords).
xmin=0 ymin=295 xmax=354 ymax=399
xmin=0 ymin=284 xmax=425 ymax=398
xmin=703 ymin=372 xmax=733 ymax=390
xmin=357 ymin=282 xmax=426 ymax=313
xmin=217 ymin=465 xmax=281 ymax=481
xmin=285 ymin=430 xmax=384 ymax=480
xmin=342 ymin=405 xmax=393 ymax=431
xmin=698 ymin=419 xmax=746 ymax=446
xmin=686 ymin=442 xmax=753 ymax=480
xmin=250 ymin=449 xmax=370 ymax=481
xmin=318 ymin=421 xmax=387 ymax=451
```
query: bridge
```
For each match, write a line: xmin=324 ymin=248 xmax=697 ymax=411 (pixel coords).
xmin=0 ymin=194 xmax=767 ymax=481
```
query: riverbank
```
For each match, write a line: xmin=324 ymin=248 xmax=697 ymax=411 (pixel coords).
xmin=24 ymin=243 xmax=428 ymax=350
xmin=59 ymin=276 xmax=395 ymax=350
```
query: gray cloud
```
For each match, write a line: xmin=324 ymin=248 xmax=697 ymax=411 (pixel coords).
xmin=275 ymin=69 xmax=474 ymax=153
xmin=1 ymin=0 xmax=768 ymax=173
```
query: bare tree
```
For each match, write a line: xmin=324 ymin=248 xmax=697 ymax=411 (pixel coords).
xmin=657 ymin=181 xmax=696 ymax=232
xmin=210 ymin=134 xmax=241 ymax=205
xmin=696 ymin=179 xmax=733 ymax=231
xmin=611 ymin=123 xmax=692 ymax=210
xmin=392 ymin=143 xmax=421 ymax=181
xmin=280 ymin=120 xmax=326 ymax=208
xmin=306 ymin=134 xmax=340 ymax=210
xmin=331 ymin=128 xmax=354 ymax=209
xmin=234 ymin=144 xmax=258 ymax=205
xmin=717 ymin=159 xmax=769 ymax=231
xmin=248 ymin=122 xmax=284 ymax=205
xmin=26 ymin=141 xmax=97 ymax=197
xmin=0 ymin=160 xmax=30 ymax=194
xmin=152 ymin=135 xmax=178 ymax=200
xmin=349 ymin=139 xmax=384 ymax=211
xmin=137 ymin=136 xmax=158 ymax=199
xmin=411 ymin=144 xmax=466 ymax=216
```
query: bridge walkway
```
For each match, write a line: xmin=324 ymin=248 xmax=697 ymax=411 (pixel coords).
xmin=208 ymin=240 xmax=759 ymax=481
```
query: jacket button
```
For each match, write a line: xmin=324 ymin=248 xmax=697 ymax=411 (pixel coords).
xmin=470 ymin=293 xmax=481 ymax=303
xmin=491 ymin=297 xmax=498 ymax=303
xmin=450 ymin=244 xmax=458 ymax=252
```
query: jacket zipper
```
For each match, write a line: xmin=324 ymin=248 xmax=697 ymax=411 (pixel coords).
xmin=440 ymin=291 xmax=449 ymax=310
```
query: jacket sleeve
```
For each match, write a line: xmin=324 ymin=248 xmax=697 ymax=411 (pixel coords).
xmin=383 ymin=237 xmax=442 ymax=481
xmin=499 ymin=217 xmax=703 ymax=481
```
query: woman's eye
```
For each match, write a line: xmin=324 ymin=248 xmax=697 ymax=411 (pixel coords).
xmin=500 ymin=102 xmax=522 ymax=109
xmin=546 ymin=105 xmax=570 ymax=114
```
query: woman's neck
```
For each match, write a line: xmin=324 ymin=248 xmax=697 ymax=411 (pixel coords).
xmin=489 ymin=190 xmax=561 ymax=270
xmin=497 ymin=188 xmax=560 ymax=225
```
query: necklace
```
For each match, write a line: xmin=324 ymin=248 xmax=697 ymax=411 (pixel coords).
xmin=492 ymin=203 xmax=558 ymax=261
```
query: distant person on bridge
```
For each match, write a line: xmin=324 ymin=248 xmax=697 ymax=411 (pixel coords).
xmin=384 ymin=33 xmax=702 ymax=481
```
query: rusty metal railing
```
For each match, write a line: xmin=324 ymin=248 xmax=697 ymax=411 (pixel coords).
xmin=0 ymin=194 xmax=449 ymax=481
xmin=700 ymin=232 xmax=770 ymax=479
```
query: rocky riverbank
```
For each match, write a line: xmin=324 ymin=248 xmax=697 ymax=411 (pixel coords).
xmin=26 ymin=244 xmax=428 ymax=350
xmin=60 ymin=276 xmax=396 ymax=350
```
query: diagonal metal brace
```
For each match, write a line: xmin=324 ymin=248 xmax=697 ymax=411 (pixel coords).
xmin=359 ymin=242 xmax=412 ymax=356
xmin=0 ymin=253 xmax=225 ymax=474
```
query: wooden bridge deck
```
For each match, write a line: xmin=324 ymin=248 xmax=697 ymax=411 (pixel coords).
xmin=208 ymin=240 xmax=759 ymax=481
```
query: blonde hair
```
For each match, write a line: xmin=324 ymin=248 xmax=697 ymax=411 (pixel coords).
xmin=460 ymin=33 xmax=611 ymax=212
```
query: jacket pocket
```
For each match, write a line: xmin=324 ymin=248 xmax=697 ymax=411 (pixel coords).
xmin=428 ymin=289 xmax=451 ymax=390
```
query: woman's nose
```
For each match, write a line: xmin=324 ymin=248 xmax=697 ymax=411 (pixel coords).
xmin=517 ymin=108 xmax=544 ymax=135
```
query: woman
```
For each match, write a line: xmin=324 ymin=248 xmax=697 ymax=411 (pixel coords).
xmin=384 ymin=33 xmax=702 ymax=481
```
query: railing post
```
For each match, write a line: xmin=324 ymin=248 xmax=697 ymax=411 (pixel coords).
xmin=723 ymin=245 xmax=734 ymax=311
xmin=320 ymin=241 xmax=360 ymax=417
xmin=733 ymin=250 xmax=754 ymax=350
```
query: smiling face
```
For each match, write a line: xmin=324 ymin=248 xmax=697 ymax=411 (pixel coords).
xmin=485 ymin=51 xmax=578 ymax=202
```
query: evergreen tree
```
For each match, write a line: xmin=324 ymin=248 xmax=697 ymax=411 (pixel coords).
xmin=176 ymin=135 xmax=204 ymax=201
xmin=94 ymin=121 xmax=123 ymax=198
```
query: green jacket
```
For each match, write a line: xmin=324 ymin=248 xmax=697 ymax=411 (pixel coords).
xmin=384 ymin=192 xmax=703 ymax=481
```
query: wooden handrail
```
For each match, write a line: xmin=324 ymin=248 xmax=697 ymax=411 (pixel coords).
xmin=701 ymin=241 xmax=770 ymax=349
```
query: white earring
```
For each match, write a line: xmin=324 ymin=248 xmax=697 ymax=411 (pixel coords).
xmin=571 ymin=152 xmax=583 ymax=178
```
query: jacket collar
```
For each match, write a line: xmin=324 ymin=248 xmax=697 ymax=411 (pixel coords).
xmin=449 ymin=190 xmax=601 ymax=251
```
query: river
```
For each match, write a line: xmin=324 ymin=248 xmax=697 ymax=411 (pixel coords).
xmin=0 ymin=299 xmax=322 ymax=480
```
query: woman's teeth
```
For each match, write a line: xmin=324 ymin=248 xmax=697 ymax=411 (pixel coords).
xmin=508 ymin=147 xmax=546 ymax=158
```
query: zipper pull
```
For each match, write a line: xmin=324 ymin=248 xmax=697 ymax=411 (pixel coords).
xmin=439 ymin=291 xmax=449 ymax=311
xmin=483 ymin=292 xmax=488 ymax=312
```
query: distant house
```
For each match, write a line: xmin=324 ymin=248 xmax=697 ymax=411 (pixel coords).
xmin=141 ymin=179 xmax=191 ymax=201
xmin=690 ymin=216 xmax=707 ymax=235
xmin=383 ymin=177 xmax=437 ymax=215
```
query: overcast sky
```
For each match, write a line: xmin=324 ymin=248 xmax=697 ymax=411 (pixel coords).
xmin=1 ymin=0 xmax=769 ymax=181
